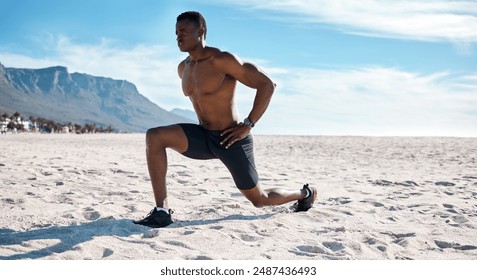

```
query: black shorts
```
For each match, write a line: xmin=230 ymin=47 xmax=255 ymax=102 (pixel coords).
xmin=177 ymin=123 xmax=259 ymax=190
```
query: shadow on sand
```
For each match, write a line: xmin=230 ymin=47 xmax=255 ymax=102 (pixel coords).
xmin=0 ymin=217 xmax=144 ymax=260
xmin=170 ymin=213 xmax=276 ymax=228
xmin=0 ymin=213 xmax=276 ymax=259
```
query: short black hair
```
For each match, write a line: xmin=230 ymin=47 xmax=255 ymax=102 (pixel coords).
xmin=177 ymin=11 xmax=207 ymax=39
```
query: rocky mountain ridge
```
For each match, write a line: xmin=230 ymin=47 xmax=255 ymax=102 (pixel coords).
xmin=0 ymin=62 xmax=192 ymax=132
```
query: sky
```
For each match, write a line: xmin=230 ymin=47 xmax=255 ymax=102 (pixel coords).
xmin=1 ymin=0 xmax=476 ymax=136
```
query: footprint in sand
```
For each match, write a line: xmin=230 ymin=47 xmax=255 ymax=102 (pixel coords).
xmin=102 ymin=248 xmax=114 ymax=258
xmin=372 ymin=202 xmax=385 ymax=207
xmin=435 ymin=181 xmax=456 ymax=187
xmin=221 ymin=203 xmax=242 ymax=209
xmin=359 ymin=199 xmax=385 ymax=207
xmin=364 ymin=236 xmax=378 ymax=245
xmin=435 ymin=240 xmax=477 ymax=250
xmin=296 ymin=245 xmax=326 ymax=255
xmin=371 ymin=180 xmax=419 ymax=188
xmin=124 ymin=205 xmax=137 ymax=212
xmin=177 ymin=171 xmax=192 ymax=177
xmin=322 ymin=241 xmax=345 ymax=252
xmin=364 ymin=236 xmax=388 ymax=251
xmin=377 ymin=245 xmax=387 ymax=252
xmin=186 ymin=255 xmax=213 ymax=260
xmin=240 ymin=233 xmax=261 ymax=242
xmin=1 ymin=198 xmax=25 ymax=204
xmin=82 ymin=210 xmax=101 ymax=220
xmin=370 ymin=179 xmax=393 ymax=186
xmin=395 ymin=181 xmax=419 ymax=187
xmin=164 ymin=240 xmax=194 ymax=250
xmin=25 ymin=192 xmax=37 ymax=197
xmin=143 ymin=229 xmax=160 ymax=238
xmin=382 ymin=232 xmax=416 ymax=247
xmin=327 ymin=197 xmax=352 ymax=205
xmin=451 ymin=215 xmax=469 ymax=224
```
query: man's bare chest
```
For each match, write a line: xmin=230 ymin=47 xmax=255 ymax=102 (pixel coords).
xmin=181 ymin=62 xmax=226 ymax=96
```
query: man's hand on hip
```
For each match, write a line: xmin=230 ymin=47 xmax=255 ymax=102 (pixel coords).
xmin=220 ymin=124 xmax=252 ymax=149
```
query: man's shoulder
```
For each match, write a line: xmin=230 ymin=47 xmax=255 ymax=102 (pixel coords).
xmin=208 ymin=47 xmax=240 ymax=65
xmin=178 ymin=58 xmax=187 ymax=73
xmin=211 ymin=48 xmax=235 ymax=59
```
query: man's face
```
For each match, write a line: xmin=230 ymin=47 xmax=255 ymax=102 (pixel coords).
xmin=175 ymin=20 xmax=201 ymax=52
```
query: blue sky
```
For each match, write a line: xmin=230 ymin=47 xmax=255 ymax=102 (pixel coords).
xmin=1 ymin=0 xmax=476 ymax=136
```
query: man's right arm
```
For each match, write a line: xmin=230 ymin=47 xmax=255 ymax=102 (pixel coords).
xmin=177 ymin=59 xmax=186 ymax=79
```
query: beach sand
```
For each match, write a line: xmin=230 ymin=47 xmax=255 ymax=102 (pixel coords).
xmin=0 ymin=133 xmax=476 ymax=260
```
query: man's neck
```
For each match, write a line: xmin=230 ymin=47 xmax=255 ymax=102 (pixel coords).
xmin=188 ymin=43 xmax=208 ymax=62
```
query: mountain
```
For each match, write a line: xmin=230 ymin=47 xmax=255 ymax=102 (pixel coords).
xmin=0 ymin=62 xmax=192 ymax=132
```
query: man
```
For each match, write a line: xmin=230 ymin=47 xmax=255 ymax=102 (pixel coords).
xmin=134 ymin=11 xmax=317 ymax=228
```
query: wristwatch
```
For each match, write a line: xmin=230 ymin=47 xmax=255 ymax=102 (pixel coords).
xmin=243 ymin=117 xmax=255 ymax=128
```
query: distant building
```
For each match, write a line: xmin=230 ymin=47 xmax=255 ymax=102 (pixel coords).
xmin=22 ymin=120 xmax=31 ymax=131
xmin=1 ymin=118 xmax=10 ymax=134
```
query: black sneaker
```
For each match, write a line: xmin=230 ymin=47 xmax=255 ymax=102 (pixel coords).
xmin=133 ymin=208 xmax=174 ymax=228
xmin=292 ymin=184 xmax=317 ymax=212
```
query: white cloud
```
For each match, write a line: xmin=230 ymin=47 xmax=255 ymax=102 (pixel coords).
xmin=258 ymin=66 xmax=477 ymax=136
xmin=221 ymin=0 xmax=477 ymax=43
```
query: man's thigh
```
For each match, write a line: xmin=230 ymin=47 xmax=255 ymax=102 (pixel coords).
xmin=147 ymin=124 xmax=189 ymax=153
xmin=217 ymin=134 xmax=259 ymax=190
xmin=177 ymin=123 xmax=216 ymax=160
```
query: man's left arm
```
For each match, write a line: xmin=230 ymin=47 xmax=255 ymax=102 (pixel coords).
xmin=217 ymin=53 xmax=276 ymax=148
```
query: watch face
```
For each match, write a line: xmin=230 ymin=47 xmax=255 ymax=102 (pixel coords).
xmin=244 ymin=118 xmax=254 ymax=127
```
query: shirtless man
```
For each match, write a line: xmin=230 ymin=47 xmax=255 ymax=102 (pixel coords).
xmin=133 ymin=11 xmax=317 ymax=228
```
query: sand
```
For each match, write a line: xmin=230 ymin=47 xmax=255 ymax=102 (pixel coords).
xmin=0 ymin=133 xmax=476 ymax=260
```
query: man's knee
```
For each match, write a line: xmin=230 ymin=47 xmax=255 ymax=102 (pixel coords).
xmin=146 ymin=125 xmax=188 ymax=153
xmin=240 ymin=185 xmax=267 ymax=208
xmin=250 ymin=199 xmax=264 ymax=208
xmin=146 ymin=126 xmax=167 ymax=149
